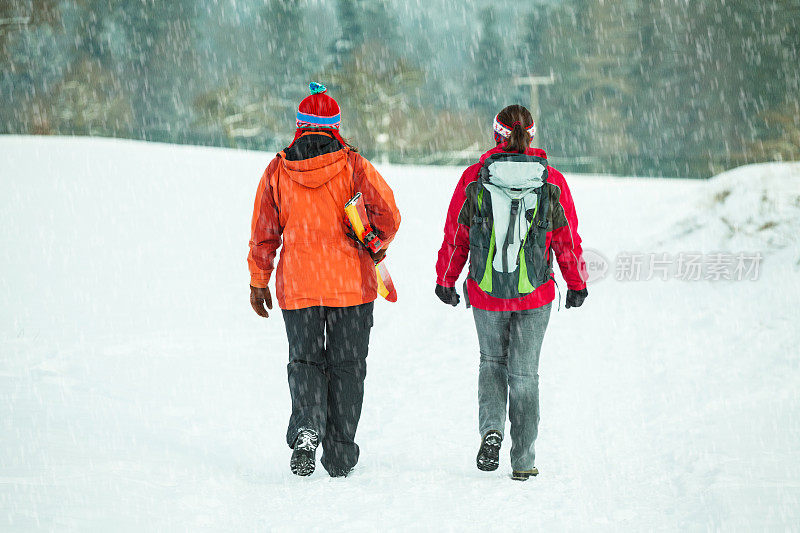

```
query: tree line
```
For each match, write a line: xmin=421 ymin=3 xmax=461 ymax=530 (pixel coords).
xmin=1 ymin=0 xmax=798 ymax=177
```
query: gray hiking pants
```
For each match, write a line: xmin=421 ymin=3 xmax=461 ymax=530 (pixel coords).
xmin=473 ymin=303 xmax=551 ymax=471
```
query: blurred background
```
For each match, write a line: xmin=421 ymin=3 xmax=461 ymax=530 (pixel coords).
xmin=1 ymin=0 xmax=799 ymax=177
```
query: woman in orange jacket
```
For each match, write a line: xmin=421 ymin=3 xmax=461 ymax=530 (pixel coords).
xmin=248 ymin=83 xmax=401 ymax=477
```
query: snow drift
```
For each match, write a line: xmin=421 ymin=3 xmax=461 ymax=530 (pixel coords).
xmin=665 ymin=162 xmax=800 ymax=258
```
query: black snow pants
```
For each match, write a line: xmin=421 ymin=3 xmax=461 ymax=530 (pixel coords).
xmin=282 ymin=301 xmax=373 ymax=474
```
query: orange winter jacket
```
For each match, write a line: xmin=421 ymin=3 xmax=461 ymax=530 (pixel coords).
xmin=248 ymin=135 xmax=401 ymax=310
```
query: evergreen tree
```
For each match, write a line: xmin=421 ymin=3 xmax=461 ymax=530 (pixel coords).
xmin=256 ymin=0 xmax=310 ymax=91
xmin=112 ymin=0 xmax=202 ymax=140
xmin=514 ymin=5 xmax=559 ymax=146
xmin=751 ymin=0 xmax=800 ymax=161
xmin=515 ymin=8 xmax=550 ymax=77
xmin=631 ymin=0 xmax=800 ymax=174
xmin=321 ymin=0 xmax=423 ymax=156
xmin=1 ymin=0 xmax=66 ymax=134
xmin=471 ymin=7 xmax=506 ymax=115
xmin=332 ymin=0 xmax=363 ymax=69
xmin=360 ymin=0 xmax=402 ymax=53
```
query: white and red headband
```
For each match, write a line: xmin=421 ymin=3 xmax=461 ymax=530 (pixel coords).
xmin=493 ymin=114 xmax=536 ymax=143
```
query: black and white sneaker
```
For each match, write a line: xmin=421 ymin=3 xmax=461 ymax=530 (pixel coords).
xmin=476 ymin=430 xmax=502 ymax=471
xmin=290 ymin=430 xmax=319 ymax=476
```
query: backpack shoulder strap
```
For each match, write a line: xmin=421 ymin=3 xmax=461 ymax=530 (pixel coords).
xmin=267 ymin=153 xmax=284 ymax=218
xmin=536 ymin=167 xmax=551 ymax=229
xmin=345 ymin=148 xmax=360 ymax=197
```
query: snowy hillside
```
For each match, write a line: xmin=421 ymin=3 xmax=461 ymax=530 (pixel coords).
xmin=2 ymin=136 xmax=799 ymax=531
xmin=664 ymin=161 xmax=800 ymax=257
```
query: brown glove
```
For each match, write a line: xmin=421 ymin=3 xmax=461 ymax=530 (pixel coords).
xmin=250 ymin=285 xmax=273 ymax=318
xmin=370 ymin=248 xmax=387 ymax=264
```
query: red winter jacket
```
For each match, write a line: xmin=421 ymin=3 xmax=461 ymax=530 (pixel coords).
xmin=435 ymin=144 xmax=587 ymax=311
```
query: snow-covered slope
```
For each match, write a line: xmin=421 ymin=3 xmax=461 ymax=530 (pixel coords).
xmin=664 ymin=161 xmax=800 ymax=257
xmin=1 ymin=136 xmax=798 ymax=531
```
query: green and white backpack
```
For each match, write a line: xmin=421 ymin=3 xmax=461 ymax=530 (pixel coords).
xmin=465 ymin=153 xmax=553 ymax=301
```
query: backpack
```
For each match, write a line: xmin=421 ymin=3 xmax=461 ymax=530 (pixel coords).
xmin=467 ymin=152 xmax=553 ymax=301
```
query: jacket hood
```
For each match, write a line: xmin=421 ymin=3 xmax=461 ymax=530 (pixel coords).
xmin=284 ymin=132 xmax=343 ymax=161
xmin=279 ymin=146 xmax=348 ymax=188
xmin=479 ymin=143 xmax=547 ymax=165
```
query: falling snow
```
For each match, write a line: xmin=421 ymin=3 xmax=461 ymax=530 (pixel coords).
xmin=2 ymin=0 xmax=800 ymax=530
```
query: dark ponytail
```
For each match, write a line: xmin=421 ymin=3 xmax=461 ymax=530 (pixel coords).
xmin=507 ymin=123 xmax=531 ymax=153
xmin=496 ymin=104 xmax=534 ymax=153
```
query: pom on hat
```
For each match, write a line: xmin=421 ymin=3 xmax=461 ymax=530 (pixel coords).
xmin=309 ymin=82 xmax=327 ymax=95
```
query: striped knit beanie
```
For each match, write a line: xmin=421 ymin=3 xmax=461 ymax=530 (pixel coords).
xmin=297 ymin=82 xmax=341 ymax=129
xmin=289 ymin=82 xmax=347 ymax=147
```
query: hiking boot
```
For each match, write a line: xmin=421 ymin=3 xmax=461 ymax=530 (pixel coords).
xmin=511 ymin=468 xmax=539 ymax=481
xmin=290 ymin=429 xmax=319 ymax=476
xmin=476 ymin=430 xmax=503 ymax=471
xmin=328 ymin=466 xmax=353 ymax=478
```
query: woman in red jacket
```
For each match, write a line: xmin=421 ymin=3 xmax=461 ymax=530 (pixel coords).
xmin=434 ymin=104 xmax=588 ymax=480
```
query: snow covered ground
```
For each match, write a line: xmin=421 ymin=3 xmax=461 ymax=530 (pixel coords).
xmin=1 ymin=136 xmax=799 ymax=531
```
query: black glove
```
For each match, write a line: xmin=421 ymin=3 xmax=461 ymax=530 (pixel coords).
xmin=565 ymin=287 xmax=588 ymax=309
xmin=435 ymin=284 xmax=460 ymax=306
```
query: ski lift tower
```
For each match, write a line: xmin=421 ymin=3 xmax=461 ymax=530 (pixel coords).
xmin=513 ymin=71 xmax=555 ymax=146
